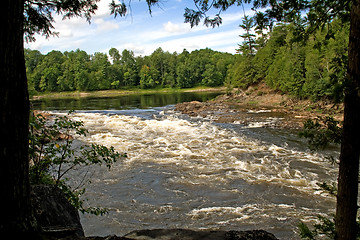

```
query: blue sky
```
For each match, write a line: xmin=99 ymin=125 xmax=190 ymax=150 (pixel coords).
xmin=25 ymin=0 xmax=252 ymax=56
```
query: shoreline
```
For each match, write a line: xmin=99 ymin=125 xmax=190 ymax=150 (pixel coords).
xmin=31 ymin=87 xmax=226 ymax=100
xmin=175 ymin=83 xmax=344 ymax=129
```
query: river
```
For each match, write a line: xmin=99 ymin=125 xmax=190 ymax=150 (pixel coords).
xmin=32 ymin=91 xmax=338 ymax=239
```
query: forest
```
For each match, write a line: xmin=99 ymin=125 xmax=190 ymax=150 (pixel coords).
xmin=228 ymin=17 xmax=349 ymax=103
xmin=26 ymin=18 xmax=348 ymax=103
xmin=25 ymin=47 xmax=235 ymax=94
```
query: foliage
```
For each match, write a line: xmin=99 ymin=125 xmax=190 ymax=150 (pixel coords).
xmin=26 ymin=47 xmax=234 ymax=92
xmin=24 ymin=0 xmax=100 ymax=42
xmin=297 ymin=179 xmax=342 ymax=239
xmin=237 ymin=15 xmax=257 ymax=56
xmin=299 ymin=116 xmax=342 ymax=151
xmin=298 ymin=216 xmax=336 ymax=240
xmin=29 ymin=111 xmax=125 ymax=215
xmin=297 ymin=115 xmax=342 ymax=240
xmin=182 ymin=0 xmax=351 ymax=31
xmin=316 ymin=182 xmax=338 ymax=197
xmin=299 ymin=215 xmax=360 ymax=240
xmin=298 ymin=115 xmax=360 ymax=239
xmin=227 ymin=19 xmax=349 ymax=101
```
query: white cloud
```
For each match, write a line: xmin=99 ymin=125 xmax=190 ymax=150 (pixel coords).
xmin=221 ymin=12 xmax=244 ymax=24
xmin=163 ymin=21 xmax=189 ymax=34
xmin=48 ymin=15 xmax=91 ymax=40
xmin=59 ymin=29 xmax=73 ymax=38
xmin=94 ymin=18 xmax=119 ymax=32
xmin=125 ymin=26 xmax=242 ymax=56
xmin=175 ymin=28 xmax=242 ymax=52
xmin=122 ymin=43 xmax=146 ymax=56
xmin=93 ymin=0 xmax=113 ymax=19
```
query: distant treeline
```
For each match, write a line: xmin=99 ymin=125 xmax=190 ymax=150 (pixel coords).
xmin=26 ymin=18 xmax=348 ymax=102
xmin=25 ymin=47 xmax=234 ymax=94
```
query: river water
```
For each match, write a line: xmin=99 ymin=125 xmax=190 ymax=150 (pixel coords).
xmin=32 ymin=92 xmax=338 ymax=239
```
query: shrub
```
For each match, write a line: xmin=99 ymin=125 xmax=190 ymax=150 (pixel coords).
xmin=29 ymin=111 xmax=126 ymax=215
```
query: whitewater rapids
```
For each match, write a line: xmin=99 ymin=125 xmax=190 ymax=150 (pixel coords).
xmin=59 ymin=109 xmax=337 ymax=239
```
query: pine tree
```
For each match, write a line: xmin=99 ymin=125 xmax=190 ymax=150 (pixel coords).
xmin=237 ymin=15 xmax=257 ymax=56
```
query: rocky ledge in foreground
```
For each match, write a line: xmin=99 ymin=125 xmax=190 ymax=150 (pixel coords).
xmin=121 ymin=229 xmax=278 ymax=240
xmin=86 ymin=229 xmax=278 ymax=240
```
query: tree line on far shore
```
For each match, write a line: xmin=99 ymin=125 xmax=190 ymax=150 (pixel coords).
xmin=25 ymin=47 xmax=234 ymax=94
xmin=26 ymin=18 xmax=348 ymax=103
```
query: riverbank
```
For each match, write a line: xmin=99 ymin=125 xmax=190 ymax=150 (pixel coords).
xmin=175 ymin=83 xmax=344 ymax=129
xmin=31 ymin=87 xmax=226 ymax=100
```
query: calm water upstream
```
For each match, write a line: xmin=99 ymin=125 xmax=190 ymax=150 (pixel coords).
xmin=32 ymin=92 xmax=338 ymax=239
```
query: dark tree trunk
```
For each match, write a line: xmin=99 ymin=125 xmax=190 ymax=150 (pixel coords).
xmin=335 ymin=0 xmax=360 ymax=239
xmin=0 ymin=0 xmax=37 ymax=235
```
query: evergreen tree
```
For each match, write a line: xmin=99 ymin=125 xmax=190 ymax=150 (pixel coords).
xmin=237 ymin=15 xmax=257 ymax=56
xmin=109 ymin=47 xmax=121 ymax=64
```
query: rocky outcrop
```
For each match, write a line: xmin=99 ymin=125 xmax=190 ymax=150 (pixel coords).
xmin=175 ymin=84 xmax=344 ymax=129
xmin=175 ymin=101 xmax=229 ymax=117
xmin=30 ymin=184 xmax=85 ymax=238
xmin=124 ymin=229 xmax=278 ymax=240
xmin=86 ymin=236 xmax=131 ymax=240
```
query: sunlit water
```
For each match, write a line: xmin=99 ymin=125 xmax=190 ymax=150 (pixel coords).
xmin=34 ymin=93 xmax=338 ymax=239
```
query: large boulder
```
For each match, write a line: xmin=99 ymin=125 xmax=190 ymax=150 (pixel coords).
xmin=30 ymin=184 xmax=85 ymax=238
xmin=124 ymin=229 xmax=278 ymax=240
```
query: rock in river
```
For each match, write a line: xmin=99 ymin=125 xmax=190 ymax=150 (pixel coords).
xmin=124 ymin=229 xmax=278 ymax=240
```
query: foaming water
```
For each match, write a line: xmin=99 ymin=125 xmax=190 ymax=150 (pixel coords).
xmin=58 ymin=110 xmax=337 ymax=239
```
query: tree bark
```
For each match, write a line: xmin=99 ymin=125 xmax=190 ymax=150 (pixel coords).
xmin=0 ymin=0 xmax=37 ymax=235
xmin=335 ymin=0 xmax=360 ymax=239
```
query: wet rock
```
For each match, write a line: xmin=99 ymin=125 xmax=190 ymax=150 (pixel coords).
xmin=86 ymin=236 xmax=132 ymax=240
xmin=226 ymin=230 xmax=279 ymax=240
xmin=175 ymin=101 xmax=229 ymax=118
xmin=124 ymin=229 xmax=278 ymax=240
xmin=31 ymin=184 xmax=85 ymax=238
xmin=175 ymin=101 xmax=205 ymax=116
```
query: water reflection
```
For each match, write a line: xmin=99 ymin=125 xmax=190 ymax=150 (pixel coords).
xmin=31 ymin=91 xmax=223 ymax=111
